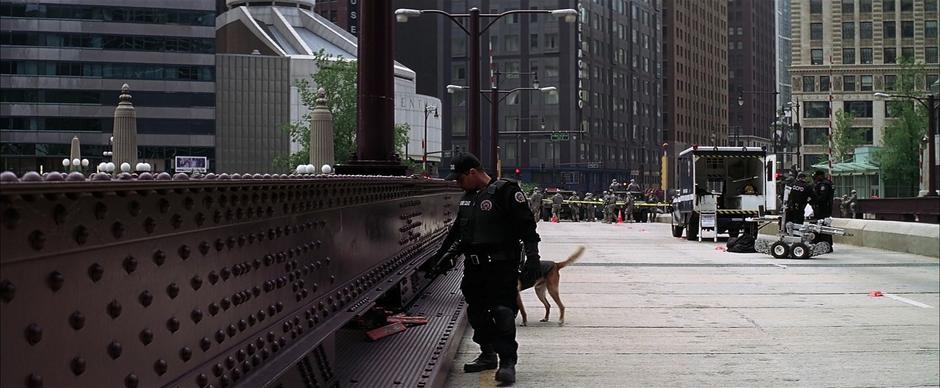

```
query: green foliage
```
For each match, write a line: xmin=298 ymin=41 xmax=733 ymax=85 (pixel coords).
xmin=832 ymin=109 xmax=862 ymax=162
xmin=273 ymin=50 xmax=358 ymax=172
xmin=876 ymin=56 xmax=929 ymax=196
xmin=394 ymin=123 xmax=418 ymax=172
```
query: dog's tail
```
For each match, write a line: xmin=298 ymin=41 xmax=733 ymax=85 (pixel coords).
xmin=554 ymin=246 xmax=585 ymax=270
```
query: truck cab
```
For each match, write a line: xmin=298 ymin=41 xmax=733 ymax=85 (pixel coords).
xmin=671 ymin=146 xmax=778 ymax=240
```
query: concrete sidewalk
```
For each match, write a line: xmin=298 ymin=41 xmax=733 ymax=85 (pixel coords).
xmin=444 ymin=222 xmax=939 ymax=387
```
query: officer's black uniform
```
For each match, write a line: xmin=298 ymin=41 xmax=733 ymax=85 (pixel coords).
xmin=812 ymin=171 xmax=835 ymax=250
xmin=785 ymin=175 xmax=813 ymax=225
xmin=432 ymin=153 xmax=540 ymax=384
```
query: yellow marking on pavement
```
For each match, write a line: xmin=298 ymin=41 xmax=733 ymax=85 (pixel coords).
xmin=479 ymin=371 xmax=497 ymax=387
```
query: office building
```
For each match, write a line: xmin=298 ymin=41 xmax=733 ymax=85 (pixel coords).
xmin=394 ymin=0 xmax=664 ymax=194
xmin=776 ymin=0 xmax=792 ymax=109
xmin=662 ymin=0 xmax=729 ymax=189
xmin=790 ymin=0 xmax=939 ymax=182
xmin=1 ymin=1 xmax=217 ymax=173
xmin=728 ymin=0 xmax=777 ymax=148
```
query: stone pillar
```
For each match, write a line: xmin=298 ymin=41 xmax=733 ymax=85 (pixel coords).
xmin=112 ymin=84 xmax=138 ymax=170
xmin=69 ymin=136 xmax=81 ymax=172
xmin=309 ymin=88 xmax=335 ymax=169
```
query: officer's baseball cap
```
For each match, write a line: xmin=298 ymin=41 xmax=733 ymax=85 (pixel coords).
xmin=445 ymin=153 xmax=482 ymax=180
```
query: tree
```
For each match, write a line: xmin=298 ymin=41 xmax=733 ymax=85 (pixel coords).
xmin=273 ymin=50 xmax=409 ymax=172
xmin=832 ymin=108 xmax=862 ymax=162
xmin=876 ymin=57 xmax=929 ymax=197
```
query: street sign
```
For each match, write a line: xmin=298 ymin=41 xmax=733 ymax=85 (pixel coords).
xmin=550 ymin=132 xmax=570 ymax=141
xmin=587 ymin=163 xmax=599 ymax=169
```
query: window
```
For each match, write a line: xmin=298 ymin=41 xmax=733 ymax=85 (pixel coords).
xmin=843 ymin=48 xmax=856 ymax=64
xmin=505 ymin=35 xmax=519 ymax=52
xmin=884 ymin=74 xmax=897 ymax=90
xmin=820 ymin=76 xmax=831 ymax=91
xmin=860 ymin=0 xmax=873 ymax=12
xmin=845 ymin=100 xmax=873 ymax=117
xmin=928 ymin=0 xmax=939 ymax=11
xmin=545 ymin=34 xmax=558 ymax=49
xmin=842 ymin=0 xmax=854 ymax=13
xmin=530 ymin=34 xmax=538 ymax=49
xmin=843 ymin=22 xmax=855 ymax=39
xmin=857 ymin=128 xmax=874 ymax=144
xmin=901 ymin=46 xmax=914 ymax=60
xmin=900 ymin=0 xmax=913 ymax=11
xmin=883 ymin=0 xmax=896 ymax=12
xmin=927 ymin=47 xmax=939 ymax=64
xmin=927 ymin=21 xmax=939 ymax=39
xmin=805 ymin=102 xmax=830 ymax=118
xmin=0 ymin=59 xmax=215 ymax=81
xmin=810 ymin=0 xmax=823 ymax=14
xmin=884 ymin=21 xmax=896 ymax=38
xmin=811 ymin=49 xmax=824 ymax=65
xmin=804 ymin=127 xmax=829 ymax=145
xmin=884 ymin=48 xmax=897 ymax=63
xmin=0 ymin=31 xmax=214 ymax=53
xmin=860 ymin=22 xmax=872 ymax=39
xmin=927 ymin=75 xmax=939 ymax=91
xmin=844 ymin=75 xmax=857 ymax=91
xmin=803 ymin=76 xmax=816 ymax=92
xmin=811 ymin=23 xmax=823 ymax=40
xmin=0 ymin=3 xmax=215 ymax=26
xmin=860 ymin=48 xmax=873 ymax=64
xmin=901 ymin=21 xmax=914 ymax=38
xmin=455 ymin=65 xmax=466 ymax=80
xmin=860 ymin=75 xmax=873 ymax=91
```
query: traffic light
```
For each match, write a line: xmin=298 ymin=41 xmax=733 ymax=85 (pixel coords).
xmin=514 ymin=168 xmax=521 ymax=180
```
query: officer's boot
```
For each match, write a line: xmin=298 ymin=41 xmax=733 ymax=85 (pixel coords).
xmin=463 ymin=345 xmax=498 ymax=373
xmin=495 ymin=356 xmax=516 ymax=384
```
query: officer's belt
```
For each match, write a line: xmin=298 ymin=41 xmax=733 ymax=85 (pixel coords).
xmin=464 ymin=250 xmax=514 ymax=266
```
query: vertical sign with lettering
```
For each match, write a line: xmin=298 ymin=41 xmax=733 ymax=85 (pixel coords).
xmin=347 ymin=0 xmax=359 ymax=36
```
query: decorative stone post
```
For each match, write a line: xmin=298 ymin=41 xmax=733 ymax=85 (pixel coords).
xmin=112 ymin=84 xmax=138 ymax=171
xmin=69 ymin=136 xmax=81 ymax=172
xmin=309 ymin=88 xmax=335 ymax=169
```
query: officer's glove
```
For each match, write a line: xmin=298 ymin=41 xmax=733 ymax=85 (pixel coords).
xmin=423 ymin=253 xmax=456 ymax=278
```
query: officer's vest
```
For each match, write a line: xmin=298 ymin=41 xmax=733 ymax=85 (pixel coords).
xmin=457 ymin=179 xmax=516 ymax=247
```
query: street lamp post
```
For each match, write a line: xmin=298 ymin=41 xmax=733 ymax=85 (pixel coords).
xmin=422 ymin=104 xmax=438 ymax=176
xmin=874 ymin=92 xmax=938 ymax=196
xmin=736 ymin=94 xmax=744 ymax=146
xmin=396 ymin=7 xmax=577 ymax=157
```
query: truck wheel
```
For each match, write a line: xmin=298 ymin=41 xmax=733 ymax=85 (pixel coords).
xmin=770 ymin=241 xmax=790 ymax=259
xmin=672 ymin=225 xmax=684 ymax=237
xmin=791 ymin=243 xmax=812 ymax=259
xmin=685 ymin=216 xmax=699 ymax=241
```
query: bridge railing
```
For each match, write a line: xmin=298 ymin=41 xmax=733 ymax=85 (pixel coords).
xmin=0 ymin=170 xmax=460 ymax=388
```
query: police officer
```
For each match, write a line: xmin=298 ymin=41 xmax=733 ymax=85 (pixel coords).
xmin=785 ymin=172 xmax=813 ymax=226
xmin=626 ymin=178 xmax=641 ymax=193
xmin=551 ymin=191 xmax=564 ymax=221
xmin=570 ymin=191 xmax=581 ymax=222
xmin=624 ymin=192 xmax=635 ymax=223
xmin=429 ymin=153 xmax=540 ymax=384
xmin=604 ymin=191 xmax=617 ymax=223
xmin=529 ymin=187 xmax=543 ymax=223
xmin=609 ymin=179 xmax=620 ymax=193
xmin=584 ymin=192 xmax=597 ymax=222
xmin=811 ymin=170 xmax=835 ymax=252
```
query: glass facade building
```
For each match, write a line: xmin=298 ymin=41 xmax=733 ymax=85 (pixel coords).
xmin=0 ymin=1 xmax=216 ymax=174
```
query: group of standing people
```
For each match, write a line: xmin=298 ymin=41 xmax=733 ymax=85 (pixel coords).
xmin=782 ymin=170 xmax=835 ymax=252
xmin=526 ymin=178 xmax=665 ymax=224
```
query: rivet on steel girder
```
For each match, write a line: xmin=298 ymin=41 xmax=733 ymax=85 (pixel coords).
xmin=191 ymin=308 xmax=204 ymax=323
xmin=180 ymin=346 xmax=192 ymax=362
xmin=191 ymin=275 xmax=203 ymax=291
xmin=200 ymin=337 xmax=211 ymax=351
xmin=107 ymin=300 xmax=122 ymax=319
xmin=123 ymin=256 xmax=138 ymax=274
xmin=25 ymin=323 xmax=42 ymax=345
xmin=124 ymin=373 xmax=139 ymax=388
xmin=199 ymin=241 xmax=210 ymax=255
xmin=196 ymin=373 xmax=209 ymax=387
xmin=108 ymin=341 xmax=122 ymax=359
xmin=167 ymin=283 xmax=180 ymax=299
xmin=1 ymin=279 xmax=15 ymax=302
xmin=46 ymin=270 xmax=65 ymax=291
xmin=70 ymin=357 xmax=86 ymax=375
xmin=68 ymin=311 xmax=86 ymax=330
xmin=139 ymin=329 xmax=154 ymax=345
xmin=27 ymin=373 xmax=43 ymax=388
xmin=143 ymin=217 xmax=156 ymax=234
xmin=154 ymin=359 xmax=168 ymax=375
xmin=29 ymin=230 xmax=45 ymax=250
xmin=225 ymin=356 xmax=236 ymax=369
xmin=178 ymin=245 xmax=191 ymax=260
xmin=152 ymin=250 xmax=166 ymax=266
xmin=213 ymin=363 xmax=224 ymax=377
xmin=167 ymin=317 xmax=180 ymax=333
xmin=111 ymin=222 xmax=125 ymax=239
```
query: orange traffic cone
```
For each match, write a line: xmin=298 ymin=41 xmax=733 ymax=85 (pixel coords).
xmin=617 ymin=210 xmax=623 ymax=224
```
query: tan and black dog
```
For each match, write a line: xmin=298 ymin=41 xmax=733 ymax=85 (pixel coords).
xmin=517 ymin=246 xmax=585 ymax=326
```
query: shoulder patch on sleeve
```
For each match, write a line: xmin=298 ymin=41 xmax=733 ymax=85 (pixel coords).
xmin=514 ymin=191 xmax=527 ymax=203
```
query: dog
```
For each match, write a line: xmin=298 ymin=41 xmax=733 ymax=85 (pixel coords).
xmin=517 ymin=246 xmax=585 ymax=326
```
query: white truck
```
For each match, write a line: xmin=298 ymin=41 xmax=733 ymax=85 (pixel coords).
xmin=671 ymin=146 xmax=778 ymax=240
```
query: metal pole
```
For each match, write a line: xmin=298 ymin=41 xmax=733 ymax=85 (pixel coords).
xmin=468 ymin=8 xmax=481 ymax=157
xmin=927 ymin=94 xmax=937 ymax=196
xmin=423 ymin=104 xmax=429 ymax=175
xmin=490 ymin=86 xmax=499 ymax=176
xmin=355 ymin=0 xmax=394 ymax=162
